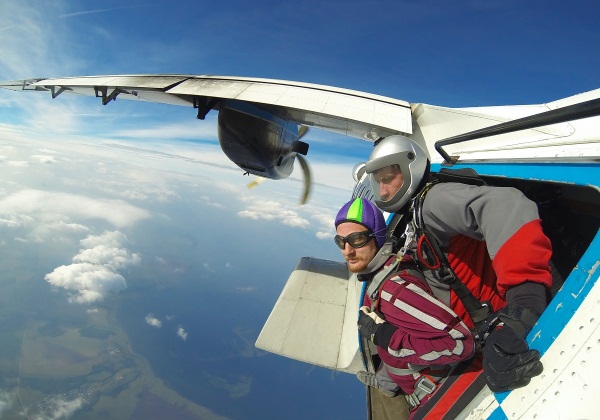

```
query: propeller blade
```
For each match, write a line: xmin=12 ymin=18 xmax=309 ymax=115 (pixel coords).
xmin=247 ymin=125 xmax=311 ymax=204
xmin=296 ymin=154 xmax=312 ymax=205
xmin=247 ymin=177 xmax=267 ymax=189
xmin=298 ymin=125 xmax=309 ymax=139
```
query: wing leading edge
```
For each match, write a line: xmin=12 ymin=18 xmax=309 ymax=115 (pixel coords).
xmin=0 ymin=74 xmax=413 ymax=141
xmin=2 ymin=74 xmax=598 ymax=164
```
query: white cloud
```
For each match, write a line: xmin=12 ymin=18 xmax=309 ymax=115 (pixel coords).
xmin=32 ymin=396 xmax=84 ymax=420
xmin=0 ymin=212 xmax=89 ymax=244
xmin=198 ymin=195 xmax=225 ymax=209
xmin=57 ymin=5 xmax=150 ymax=19
xmin=0 ymin=390 xmax=11 ymax=417
xmin=49 ymin=221 xmax=89 ymax=234
xmin=310 ymin=210 xmax=337 ymax=240
xmin=234 ymin=286 xmax=256 ymax=293
xmin=31 ymin=154 xmax=57 ymax=164
xmin=311 ymin=212 xmax=335 ymax=227
xmin=45 ymin=263 xmax=126 ymax=304
xmin=316 ymin=231 xmax=332 ymax=240
xmin=177 ymin=327 xmax=188 ymax=341
xmin=113 ymin=120 xmax=217 ymax=142
xmin=145 ymin=313 xmax=162 ymax=328
xmin=73 ymin=245 xmax=139 ymax=270
xmin=72 ymin=167 xmax=181 ymax=203
xmin=0 ymin=189 xmax=150 ymax=228
xmin=0 ymin=214 xmax=29 ymax=228
xmin=0 ymin=2 xmax=71 ymax=75
xmin=237 ymin=199 xmax=309 ymax=228
xmin=45 ymin=231 xmax=140 ymax=304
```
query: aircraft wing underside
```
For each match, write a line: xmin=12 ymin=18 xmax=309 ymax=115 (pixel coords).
xmin=0 ymin=74 xmax=412 ymax=142
xmin=3 ymin=75 xmax=599 ymax=164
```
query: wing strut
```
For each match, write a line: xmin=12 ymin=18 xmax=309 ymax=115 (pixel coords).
xmin=49 ymin=86 xmax=70 ymax=99
xmin=435 ymin=98 xmax=600 ymax=165
xmin=194 ymin=97 xmax=219 ymax=120
xmin=94 ymin=86 xmax=122 ymax=105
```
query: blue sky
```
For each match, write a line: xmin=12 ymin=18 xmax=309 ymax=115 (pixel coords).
xmin=2 ymin=0 xmax=599 ymax=107
xmin=1 ymin=0 xmax=598 ymax=178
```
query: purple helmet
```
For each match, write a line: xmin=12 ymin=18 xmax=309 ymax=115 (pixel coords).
xmin=335 ymin=197 xmax=386 ymax=248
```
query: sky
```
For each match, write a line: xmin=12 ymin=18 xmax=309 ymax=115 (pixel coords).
xmin=0 ymin=0 xmax=599 ymax=419
xmin=1 ymin=0 xmax=599 ymax=159
xmin=1 ymin=0 xmax=598 ymax=174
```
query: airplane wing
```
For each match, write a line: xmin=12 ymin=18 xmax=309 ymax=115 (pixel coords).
xmin=2 ymin=75 xmax=599 ymax=168
xmin=0 ymin=75 xmax=412 ymax=141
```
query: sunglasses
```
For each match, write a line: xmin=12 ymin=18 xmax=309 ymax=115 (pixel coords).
xmin=334 ymin=230 xmax=375 ymax=250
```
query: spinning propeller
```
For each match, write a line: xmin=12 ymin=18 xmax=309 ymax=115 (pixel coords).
xmin=247 ymin=125 xmax=312 ymax=205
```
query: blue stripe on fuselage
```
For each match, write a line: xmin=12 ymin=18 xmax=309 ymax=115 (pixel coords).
xmin=431 ymin=161 xmax=600 ymax=186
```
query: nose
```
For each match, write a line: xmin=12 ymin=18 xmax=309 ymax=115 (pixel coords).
xmin=380 ymin=183 xmax=390 ymax=201
xmin=341 ymin=242 xmax=355 ymax=256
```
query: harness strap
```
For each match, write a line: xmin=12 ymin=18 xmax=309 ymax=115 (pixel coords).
xmin=358 ymin=278 xmax=378 ymax=374
xmin=366 ymin=257 xmax=400 ymax=306
xmin=385 ymin=363 xmax=424 ymax=377
xmin=412 ymin=183 xmax=493 ymax=328
xmin=411 ymin=357 xmax=486 ymax=420
xmin=395 ymin=364 xmax=453 ymax=411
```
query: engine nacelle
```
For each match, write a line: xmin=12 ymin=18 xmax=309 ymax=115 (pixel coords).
xmin=217 ymin=99 xmax=308 ymax=180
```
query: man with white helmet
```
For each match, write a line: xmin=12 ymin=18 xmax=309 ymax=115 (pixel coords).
xmin=362 ymin=135 xmax=553 ymax=403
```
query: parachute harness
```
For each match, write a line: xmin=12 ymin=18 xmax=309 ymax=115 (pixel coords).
xmin=407 ymin=182 xmax=494 ymax=330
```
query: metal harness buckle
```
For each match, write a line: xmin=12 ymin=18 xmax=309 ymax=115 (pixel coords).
xmin=407 ymin=376 xmax=438 ymax=409
xmin=416 ymin=375 xmax=437 ymax=395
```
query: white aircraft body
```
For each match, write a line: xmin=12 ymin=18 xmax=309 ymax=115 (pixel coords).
xmin=1 ymin=75 xmax=599 ymax=419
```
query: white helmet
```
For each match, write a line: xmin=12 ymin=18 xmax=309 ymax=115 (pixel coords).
xmin=365 ymin=135 xmax=429 ymax=213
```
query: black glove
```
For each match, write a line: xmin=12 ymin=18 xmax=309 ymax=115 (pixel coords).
xmin=358 ymin=307 xmax=382 ymax=343
xmin=482 ymin=325 xmax=543 ymax=392
xmin=357 ymin=307 xmax=397 ymax=347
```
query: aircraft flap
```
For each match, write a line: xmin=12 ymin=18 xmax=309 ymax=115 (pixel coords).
xmin=255 ymin=257 xmax=364 ymax=373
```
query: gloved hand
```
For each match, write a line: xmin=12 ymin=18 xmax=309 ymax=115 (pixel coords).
xmin=483 ymin=325 xmax=543 ymax=392
xmin=357 ymin=306 xmax=385 ymax=342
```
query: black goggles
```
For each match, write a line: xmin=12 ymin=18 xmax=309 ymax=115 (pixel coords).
xmin=334 ymin=230 xmax=375 ymax=250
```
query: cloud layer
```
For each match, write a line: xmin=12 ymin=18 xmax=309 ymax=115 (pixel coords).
xmin=0 ymin=189 xmax=150 ymax=228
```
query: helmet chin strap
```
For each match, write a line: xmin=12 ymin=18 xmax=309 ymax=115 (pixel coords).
xmin=358 ymin=210 xmax=410 ymax=276
xmin=361 ymin=240 xmax=407 ymax=302
xmin=358 ymin=241 xmax=396 ymax=275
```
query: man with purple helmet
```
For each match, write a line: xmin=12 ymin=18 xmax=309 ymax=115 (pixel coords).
xmin=334 ymin=197 xmax=475 ymax=414
xmin=334 ymin=196 xmax=387 ymax=273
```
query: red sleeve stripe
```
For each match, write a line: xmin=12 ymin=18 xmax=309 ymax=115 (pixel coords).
xmin=493 ymin=219 xmax=553 ymax=297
